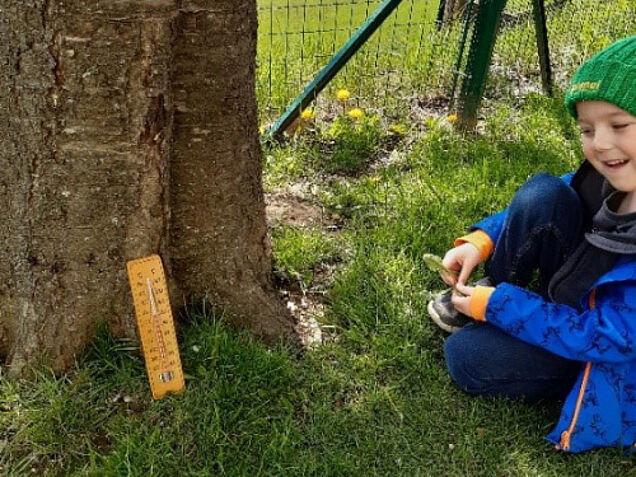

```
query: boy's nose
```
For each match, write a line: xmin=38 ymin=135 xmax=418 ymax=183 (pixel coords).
xmin=593 ymin=130 xmax=613 ymax=152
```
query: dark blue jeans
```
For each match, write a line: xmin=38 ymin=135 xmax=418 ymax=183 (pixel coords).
xmin=444 ymin=174 xmax=585 ymax=402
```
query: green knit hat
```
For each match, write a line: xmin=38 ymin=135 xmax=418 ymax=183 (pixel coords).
xmin=564 ymin=35 xmax=636 ymax=118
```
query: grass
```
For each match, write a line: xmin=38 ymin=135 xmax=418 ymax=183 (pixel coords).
xmin=3 ymin=92 xmax=635 ymax=476
xmin=263 ymin=112 xmax=393 ymax=184
xmin=271 ymin=225 xmax=341 ymax=288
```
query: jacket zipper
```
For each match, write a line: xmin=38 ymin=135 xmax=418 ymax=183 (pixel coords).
xmin=558 ymin=288 xmax=596 ymax=451
xmin=559 ymin=361 xmax=592 ymax=450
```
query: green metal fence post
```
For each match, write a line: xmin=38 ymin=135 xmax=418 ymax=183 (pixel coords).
xmin=457 ymin=0 xmax=507 ymax=130
xmin=449 ymin=0 xmax=476 ymax=103
xmin=532 ymin=0 xmax=553 ymax=96
xmin=436 ymin=0 xmax=447 ymax=30
xmin=266 ymin=0 xmax=404 ymax=141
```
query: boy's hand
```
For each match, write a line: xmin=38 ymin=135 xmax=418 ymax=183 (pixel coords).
xmin=451 ymin=283 xmax=475 ymax=317
xmin=441 ymin=243 xmax=483 ymax=286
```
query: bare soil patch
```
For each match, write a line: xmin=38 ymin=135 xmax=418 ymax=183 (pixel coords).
xmin=265 ymin=192 xmax=329 ymax=228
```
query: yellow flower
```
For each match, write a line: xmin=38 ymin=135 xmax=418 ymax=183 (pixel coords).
xmin=389 ymin=123 xmax=408 ymax=136
xmin=447 ymin=113 xmax=458 ymax=123
xmin=259 ymin=125 xmax=266 ymax=135
xmin=336 ymin=89 xmax=351 ymax=101
xmin=347 ymin=108 xmax=364 ymax=120
xmin=300 ymin=108 xmax=315 ymax=120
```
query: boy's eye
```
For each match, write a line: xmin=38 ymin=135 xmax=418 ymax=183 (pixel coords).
xmin=612 ymin=124 xmax=628 ymax=130
xmin=580 ymin=129 xmax=593 ymax=136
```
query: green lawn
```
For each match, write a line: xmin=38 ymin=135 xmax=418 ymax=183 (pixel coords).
xmin=3 ymin=93 xmax=634 ymax=475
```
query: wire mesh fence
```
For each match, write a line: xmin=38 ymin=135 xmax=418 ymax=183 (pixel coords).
xmin=256 ymin=0 xmax=468 ymax=123
xmin=487 ymin=0 xmax=635 ymax=99
xmin=256 ymin=0 xmax=635 ymax=126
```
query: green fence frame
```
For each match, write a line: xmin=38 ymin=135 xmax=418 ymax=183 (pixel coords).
xmin=265 ymin=0 xmax=405 ymax=141
xmin=457 ymin=0 xmax=507 ymax=129
xmin=532 ymin=0 xmax=553 ymax=96
xmin=266 ymin=0 xmax=560 ymax=138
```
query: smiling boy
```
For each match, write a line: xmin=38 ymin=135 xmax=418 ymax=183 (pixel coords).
xmin=578 ymin=101 xmax=636 ymax=213
xmin=427 ymin=36 xmax=636 ymax=452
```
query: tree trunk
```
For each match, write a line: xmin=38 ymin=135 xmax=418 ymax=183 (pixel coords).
xmin=0 ymin=0 xmax=297 ymax=376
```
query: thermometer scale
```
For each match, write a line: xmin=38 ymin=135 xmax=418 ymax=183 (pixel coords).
xmin=126 ymin=255 xmax=185 ymax=399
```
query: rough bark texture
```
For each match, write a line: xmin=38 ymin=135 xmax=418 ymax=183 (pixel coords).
xmin=0 ymin=0 xmax=296 ymax=375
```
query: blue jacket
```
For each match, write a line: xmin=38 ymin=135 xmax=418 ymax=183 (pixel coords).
xmin=473 ymin=172 xmax=636 ymax=453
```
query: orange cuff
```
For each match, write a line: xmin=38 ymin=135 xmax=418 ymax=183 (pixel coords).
xmin=454 ymin=230 xmax=494 ymax=262
xmin=469 ymin=286 xmax=495 ymax=322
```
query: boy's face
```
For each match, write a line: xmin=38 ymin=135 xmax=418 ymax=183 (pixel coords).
xmin=577 ymin=101 xmax=636 ymax=194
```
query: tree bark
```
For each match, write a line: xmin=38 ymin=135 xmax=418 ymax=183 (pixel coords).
xmin=0 ymin=0 xmax=297 ymax=376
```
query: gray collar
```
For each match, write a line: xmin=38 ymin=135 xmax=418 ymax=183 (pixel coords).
xmin=585 ymin=192 xmax=636 ymax=254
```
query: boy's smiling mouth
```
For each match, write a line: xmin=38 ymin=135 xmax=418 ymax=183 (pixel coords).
xmin=602 ymin=158 xmax=629 ymax=170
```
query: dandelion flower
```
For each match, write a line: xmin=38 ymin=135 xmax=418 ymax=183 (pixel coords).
xmin=347 ymin=108 xmax=364 ymax=120
xmin=300 ymin=108 xmax=315 ymax=120
xmin=389 ymin=123 xmax=408 ymax=136
xmin=447 ymin=113 xmax=458 ymax=123
xmin=336 ymin=89 xmax=351 ymax=101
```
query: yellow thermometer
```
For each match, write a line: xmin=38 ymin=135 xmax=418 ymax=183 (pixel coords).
xmin=126 ymin=255 xmax=185 ymax=399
